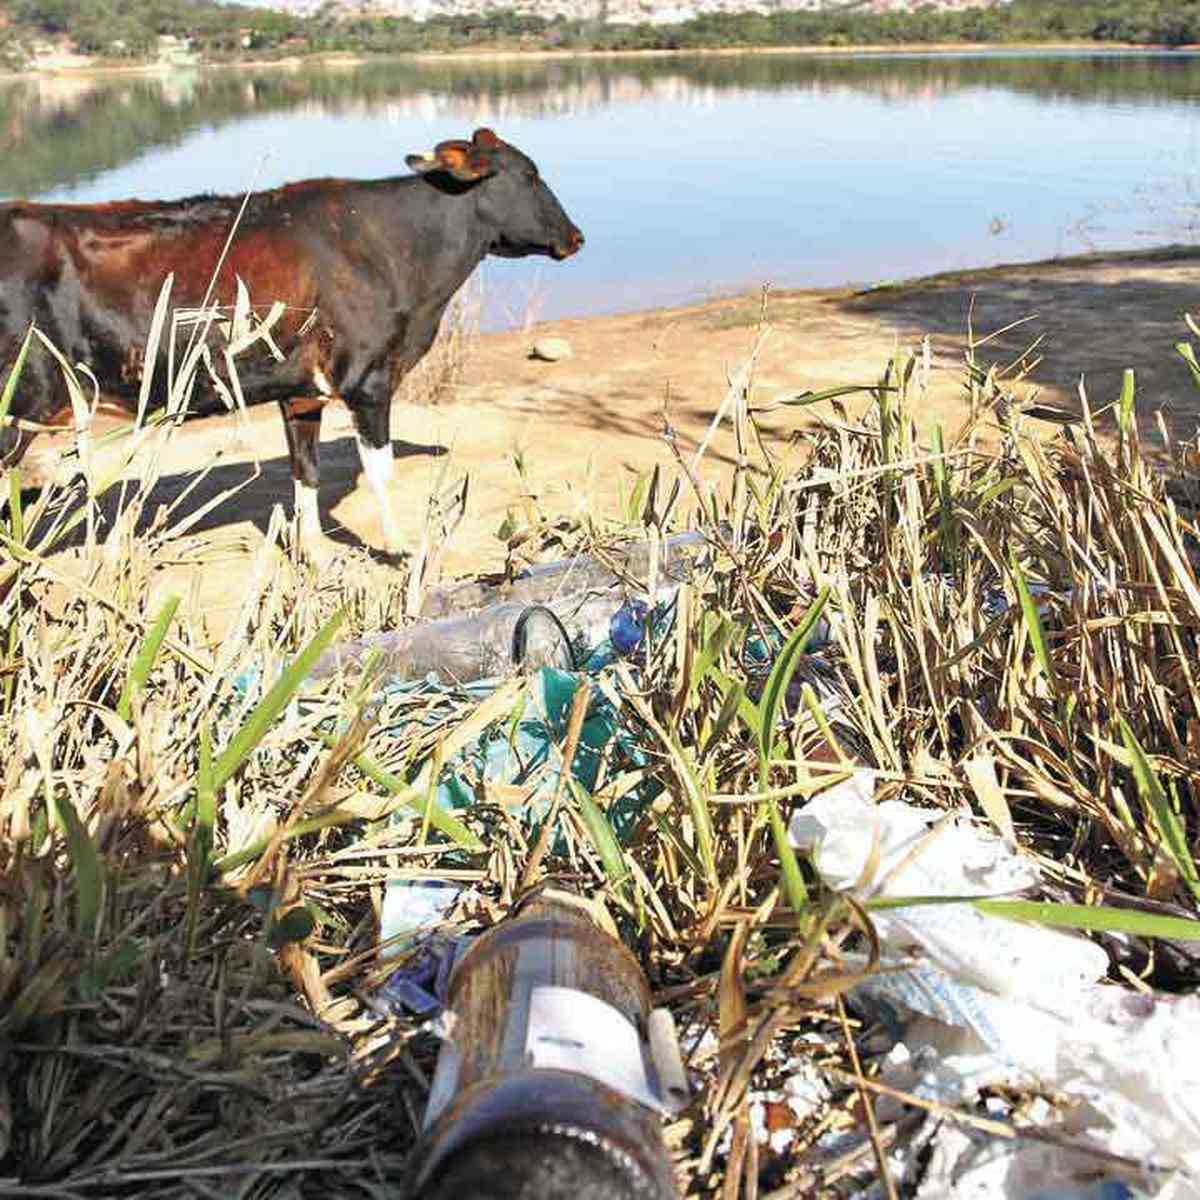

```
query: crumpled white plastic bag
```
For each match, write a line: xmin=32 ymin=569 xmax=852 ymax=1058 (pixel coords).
xmin=789 ymin=772 xmax=1109 ymax=1013
xmin=789 ymin=773 xmax=1200 ymax=1195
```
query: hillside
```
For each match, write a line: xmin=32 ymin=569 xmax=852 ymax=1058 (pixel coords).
xmin=260 ymin=0 xmax=1000 ymax=27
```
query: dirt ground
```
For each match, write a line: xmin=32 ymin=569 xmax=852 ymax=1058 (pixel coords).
xmin=27 ymin=246 xmax=1200 ymax=643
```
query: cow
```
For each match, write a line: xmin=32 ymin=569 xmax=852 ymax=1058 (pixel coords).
xmin=0 ymin=127 xmax=584 ymax=560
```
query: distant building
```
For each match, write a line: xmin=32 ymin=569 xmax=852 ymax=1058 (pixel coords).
xmin=157 ymin=33 xmax=199 ymax=65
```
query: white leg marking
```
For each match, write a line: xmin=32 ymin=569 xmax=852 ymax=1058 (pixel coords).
xmin=356 ymin=434 xmax=395 ymax=489
xmin=356 ymin=435 xmax=402 ymax=553
xmin=293 ymin=479 xmax=324 ymax=546
xmin=312 ymin=368 xmax=334 ymax=398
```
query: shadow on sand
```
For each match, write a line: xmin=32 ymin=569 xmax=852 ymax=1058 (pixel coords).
xmin=28 ymin=434 xmax=448 ymax=559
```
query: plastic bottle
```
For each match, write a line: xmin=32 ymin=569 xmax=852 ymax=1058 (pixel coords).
xmin=308 ymin=530 xmax=722 ymax=687
xmin=418 ymin=529 xmax=711 ymax=620
xmin=406 ymin=885 xmax=683 ymax=1200
xmin=308 ymin=601 xmax=575 ymax=685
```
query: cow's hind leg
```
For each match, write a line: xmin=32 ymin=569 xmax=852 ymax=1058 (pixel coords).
xmin=279 ymin=397 xmax=335 ymax=563
xmin=350 ymin=400 xmax=403 ymax=556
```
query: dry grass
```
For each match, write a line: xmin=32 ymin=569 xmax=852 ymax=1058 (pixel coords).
xmin=1 ymin=299 xmax=1198 ymax=1198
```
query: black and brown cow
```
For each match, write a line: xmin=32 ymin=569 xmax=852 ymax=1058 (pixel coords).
xmin=0 ymin=127 xmax=584 ymax=558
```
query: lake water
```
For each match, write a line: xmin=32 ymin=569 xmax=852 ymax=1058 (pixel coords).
xmin=2 ymin=50 xmax=1199 ymax=329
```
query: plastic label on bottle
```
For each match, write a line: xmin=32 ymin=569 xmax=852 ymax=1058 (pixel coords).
xmin=526 ymin=985 xmax=666 ymax=1113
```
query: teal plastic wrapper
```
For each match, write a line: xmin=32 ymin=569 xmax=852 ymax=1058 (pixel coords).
xmin=380 ymin=664 xmax=662 ymax=955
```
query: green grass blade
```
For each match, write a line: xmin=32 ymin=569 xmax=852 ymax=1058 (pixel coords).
xmin=767 ymin=383 xmax=881 ymax=409
xmin=711 ymin=667 xmax=763 ymax=734
xmin=692 ymin=613 xmax=741 ymax=695
xmin=867 ymin=892 xmax=1200 ymax=942
xmin=0 ymin=324 xmax=34 ymax=428
xmin=757 ymin=587 xmax=831 ymax=774
xmin=975 ymin=898 xmax=1200 ymax=942
xmin=1010 ymin=559 xmax=1058 ymax=692
xmin=1176 ymin=339 xmax=1200 ymax=390
xmin=625 ymin=470 xmax=650 ymax=524
xmin=210 ymin=808 xmax=364 ymax=875
xmin=418 ymin=741 xmax=444 ymax=848
xmin=660 ymin=725 xmax=717 ymax=885
xmin=55 ymin=794 xmax=104 ymax=940
xmin=1119 ymin=717 xmax=1200 ymax=903
xmin=800 ymin=682 xmax=848 ymax=764
xmin=701 ymin=676 xmax=746 ymax=760
xmin=631 ymin=696 xmax=717 ymax=885
xmin=569 ymin=777 xmax=631 ymax=901
xmin=768 ymin=797 xmax=808 ymax=913
xmin=185 ymin=723 xmax=215 ymax=954
xmin=338 ymin=740 xmax=482 ymax=850
xmin=649 ymin=808 xmax=706 ymax=879
xmin=210 ymin=608 xmax=347 ymax=790
xmin=116 ymin=595 xmax=181 ymax=721
xmin=931 ymin=423 xmax=958 ymax=569
xmin=1117 ymin=368 xmax=1136 ymax=441
xmin=754 ymin=590 xmax=830 ymax=915
xmin=876 ymin=362 xmax=896 ymax=477
xmin=975 ymin=476 xmax=1020 ymax=507
xmin=196 ymin=722 xmax=215 ymax=862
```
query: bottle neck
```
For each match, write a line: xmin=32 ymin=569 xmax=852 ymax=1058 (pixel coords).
xmin=409 ymin=1069 xmax=678 ymax=1200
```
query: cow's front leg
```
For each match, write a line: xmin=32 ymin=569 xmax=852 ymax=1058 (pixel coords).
xmin=279 ymin=397 xmax=336 ymax=564
xmin=350 ymin=396 xmax=403 ymax=556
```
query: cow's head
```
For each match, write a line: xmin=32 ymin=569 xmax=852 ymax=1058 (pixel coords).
xmin=406 ymin=128 xmax=584 ymax=262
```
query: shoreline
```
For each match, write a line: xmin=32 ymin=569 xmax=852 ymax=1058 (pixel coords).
xmin=509 ymin=241 xmax=1200 ymax=334
xmin=24 ymin=240 xmax=1200 ymax=587
xmin=409 ymin=39 xmax=1196 ymax=64
xmin=3 ymin=39 xmax=1196 ymax=82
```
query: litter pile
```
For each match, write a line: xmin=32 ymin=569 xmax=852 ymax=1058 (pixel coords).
xmin=304 ymin=533 xmax=1200 ymax=1200
xmin=311 ymin=533 xmax=707 ymax=954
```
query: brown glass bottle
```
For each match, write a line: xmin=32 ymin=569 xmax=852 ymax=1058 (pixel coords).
xmin=406 ymin=885 xmax=681 ymax=1200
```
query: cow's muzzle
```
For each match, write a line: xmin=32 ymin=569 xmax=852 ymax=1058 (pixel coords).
xmin=551 ymin=227 xmax=585 ymax=260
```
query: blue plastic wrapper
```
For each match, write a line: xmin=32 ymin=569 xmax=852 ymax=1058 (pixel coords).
xmin=1029 ymin=1183 xmax=1136 ymax=1200
xmin=609 ymin=598 xmax=650 ymax=657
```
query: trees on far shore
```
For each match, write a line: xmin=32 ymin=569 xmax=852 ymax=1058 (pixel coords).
xmin=4 ymin=0 xmax=1200 ymax=68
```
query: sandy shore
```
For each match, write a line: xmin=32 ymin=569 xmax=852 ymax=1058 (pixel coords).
xmin=27 ymin=244 xmax=1200 ymax=642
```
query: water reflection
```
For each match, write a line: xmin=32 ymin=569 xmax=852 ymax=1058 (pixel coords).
xmin=3 ymin=52 xmax=1199 ymax=199
xmin=2 ymin=51 xmax=1198 ymax=325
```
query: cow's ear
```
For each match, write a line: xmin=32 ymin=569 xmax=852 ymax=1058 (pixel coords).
xmin=407 ymin=139 xmax=494 ymax=182
xmin=405 ymin=151 xmax=441 ymax=175
xmin=472 ymin=128 xmax=504 ymax=149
